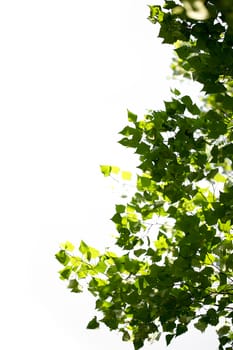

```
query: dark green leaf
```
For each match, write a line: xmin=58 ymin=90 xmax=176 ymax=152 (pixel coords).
xmin=55 ymin=249 xmax=70 ymax=266
xmin=194 ymin=319 xmax=208 ymax=332
xmin=87 ymin=317 xmax=99 ymax=329
xmin=207 ymin=308 xmax=218 ymax=326
xmin=68 ymin=279 xmax=82 ymax=293
xmin=176 ymin=324 xmax=188 ymax=336
xmin=59 ymin=266 xmax=72 ymax=280
xmin=166 ymin=334 xmax=175 ymax=346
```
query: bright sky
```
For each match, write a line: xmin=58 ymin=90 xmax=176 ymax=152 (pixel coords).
xmin=0 ymin=1 xmax=217 ymax=349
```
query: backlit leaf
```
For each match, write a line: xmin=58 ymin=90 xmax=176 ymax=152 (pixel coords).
xmin=100 ymin=165 xmax=112 ymax=177
xmin=122 ymin=171 xmax=132 ymax=181
xmin=60 ymin=241 xmax=75 ymax=252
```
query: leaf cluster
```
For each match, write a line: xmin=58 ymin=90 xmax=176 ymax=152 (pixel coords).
xmin=56 ymin=1 xmax=233 ymax=349
xmin=148 ymin=1 xmax=233 ymax=94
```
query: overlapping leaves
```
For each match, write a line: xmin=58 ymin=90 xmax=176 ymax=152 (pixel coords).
xmin=56 ymin=1 xmax=233 ymax=349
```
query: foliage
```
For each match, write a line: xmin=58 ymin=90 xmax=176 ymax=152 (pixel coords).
xmin=56 ymin=1 xmax=233 ymax=349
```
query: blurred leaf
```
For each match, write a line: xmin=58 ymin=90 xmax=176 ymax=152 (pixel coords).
xmin=100 ymin=165 xmax=112 ymax=177
xmin=122 ymin=171 xmax=132 ymax=181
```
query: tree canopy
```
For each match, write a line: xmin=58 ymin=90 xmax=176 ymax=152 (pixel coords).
xmin=56 ymin=1 xmax=233 ymax=349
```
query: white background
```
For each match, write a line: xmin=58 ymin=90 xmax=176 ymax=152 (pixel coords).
xmin=0 ymin=0 xmax=217 ymax=349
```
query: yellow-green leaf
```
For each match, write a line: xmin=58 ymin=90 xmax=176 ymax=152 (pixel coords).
xmin=122 ymin=171 xmax=132 ymax=181
xmin=100 ymin=165 xmax=111 ymax=177
xmin=60 ymin=241 xmax=75 ymax=252
xmin=214 ymin=173 xmax=226 ymax=182
xmin=111 ymin=166 xmax=120 ymax=174
xmin=154 ymin=236 xmax=168 ymax=250
xmin=204 ymin=253 xmax=215 ymax=264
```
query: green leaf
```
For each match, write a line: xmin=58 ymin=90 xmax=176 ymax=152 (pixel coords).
xmin=89 ymin=246 xmax=100 ymax=259
xmin=67 ymin=279 xmax=82 ymax=293
xmin=111 ymin=213 xmax=122 ymax=224
xmin=127 ymin=110 xmax=137 ymax=123
xmin=219 ymin=336 xmax=230 ymax=346
xmin=78 ymin=240 xmax=99 ymax=261
xmin=102 ymin=315 xmax=119 ymax=330
xmin=79 ymin=240 xmax=89 ymax=256
xmin=181 ymin=95 xmax=200 ymax=114
xmin=87 ymin=316 xmax=99 ymax=329
xmin=176 ymin=324 xmax=187 ymax=336
xmin=134 ymin=249 xmax=146 ymax=257
xmin=166 ymin=334 xmax=175 ymax=346
xmin=203 ymin=82 xmax=226 ymax=94
xmin=204 ymin=210 xmax=218 ymax=225
xmin=95 ymin=260 xmax=107 ymax=273
xmin=122 ymin=331 xmax=131 ymax=341
xmin=181 ymin=95 xmax=193 ymax=109
xmin=148 ymin=5 xmax=164 ymax=23
xmin=194 ymin=320 xmax=208 ymax=332
xmin=119 ymin=126 xmax=136 ymax=136
xmin=207 ymin=308 xmax=218 ymax=326
xmin=171 ymin=88 xmax=181 ymax=96
xmin=218 ymin=220 xmax=231 ymax=233
xmin=175 ymin=45 xmax=191 ymax=60
xmin=59 ymin=266 xmax=72 ymax=280
xmin=204 ymin=253 xmax=215 ymax=264
xmin=55 ymin=249 xmax=70 ymax=266
xmin=217 ymin=325 xmax=230 ymax=337
xmin=116 ymin=204 xmax=125 ymax=213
